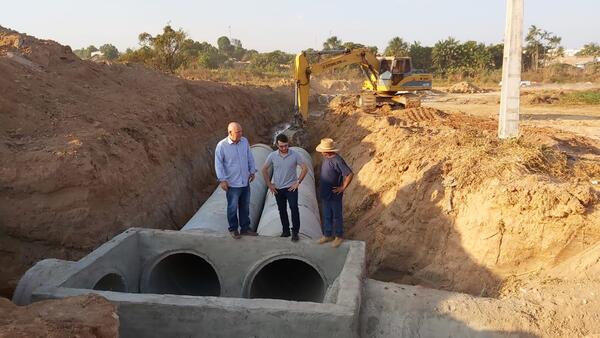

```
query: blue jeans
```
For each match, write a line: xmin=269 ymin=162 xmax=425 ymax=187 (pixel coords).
xmin=321 ymin=198 xmax=343 ymax=237
xmin=275 ymin=188 xmax=300 ymax=234
xmin=226 ymin=186 xmax=250 ymax=232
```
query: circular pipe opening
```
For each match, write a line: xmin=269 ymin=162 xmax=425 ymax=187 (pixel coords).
xmin=248 ymin=258 xmax=325 ymax=302
xmin=146 ymin=252 xmax=220 ymax=296
xmin=93 ymin=273 xmax=126 ymax=292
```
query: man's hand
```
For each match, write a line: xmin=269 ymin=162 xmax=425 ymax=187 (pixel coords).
xmin=249 ymin=173 xmax=255 ymax=182
xmin=268 ymin=183 xmax=278 ymax=194
xmin=219 ymin=181 xmax=229 ymax=191
xmin=332 ymin=186 xmax=345 ymax=194
xmin=288 ymin=181 xmax=300 ymax=192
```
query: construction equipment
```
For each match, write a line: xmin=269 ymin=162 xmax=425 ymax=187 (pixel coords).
xmin=293 ymin=48 xmax=433 ymax=124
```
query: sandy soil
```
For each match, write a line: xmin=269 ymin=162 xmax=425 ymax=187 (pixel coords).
xmin=307 ymin=89 xmax=600 ymax=335
xmin=425 ymin=90 xmax=600 ymax=140
xmin=0 ymin=26 xmax=291 ymax=298
xmin=0 ymin=294 xmax=118 ymax=337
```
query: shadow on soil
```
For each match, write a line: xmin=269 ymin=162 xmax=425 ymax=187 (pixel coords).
xmin=308 ymin=108 xmax=539 ymax=336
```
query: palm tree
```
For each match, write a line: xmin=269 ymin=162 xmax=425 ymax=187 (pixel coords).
xmin=384 ymin=37 xmax=409 ymax=57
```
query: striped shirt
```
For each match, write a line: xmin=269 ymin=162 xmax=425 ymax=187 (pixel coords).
xmin=214 ymin=136 xmax=256 ymax=188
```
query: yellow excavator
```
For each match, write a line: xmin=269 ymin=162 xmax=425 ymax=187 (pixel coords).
xmin=293 ymin=48 xmax=433 ymax=124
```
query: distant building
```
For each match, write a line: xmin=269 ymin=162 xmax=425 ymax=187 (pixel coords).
xmin=91 ymin=51 xmax=104 ymax=57
xmin=564 ymin=49 xmax=580 ymax=57
xmin=554 ymin=55 xmax=596 ymax=68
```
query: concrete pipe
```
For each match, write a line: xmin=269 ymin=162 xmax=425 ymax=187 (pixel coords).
xmin=256 ymin=147 xmax=323 ymax=239
xmin=181 ymin=143 xmax=272 ymax=232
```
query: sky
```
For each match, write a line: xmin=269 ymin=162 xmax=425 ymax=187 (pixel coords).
xmin=1 ymin=0 xmax=599 ymax=53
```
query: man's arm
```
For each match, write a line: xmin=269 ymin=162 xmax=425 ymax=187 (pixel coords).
xmin=288 ymin=155 xmax=308 ymax=192
xmin=214 ymin=142 xmax=228 ymax=191
xmin=247 ymin=140 xmax=257 ymax=182
xmin=333 ymin=156 xmax=353 ymax=194
xmin=262 ymin=163 xmax=277 ymax=194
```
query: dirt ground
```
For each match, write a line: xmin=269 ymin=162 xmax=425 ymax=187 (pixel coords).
xmin=0 ymin=294 xmax=118 ymax=338
xmin=426 ymin=84 xmax=600 ymax=140
xmin=309 ymin=88 xmax=600 ymax=336
xmin=2 ymin=24 xmax=600 ymax=337
xmin=0 ymin=26 xmax=291 ymax=298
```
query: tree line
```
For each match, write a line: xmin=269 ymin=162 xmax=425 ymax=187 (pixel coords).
xmin=73 ymin=24 xmax=598 ymax=78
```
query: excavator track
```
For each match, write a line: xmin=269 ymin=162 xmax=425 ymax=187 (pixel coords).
xmin=358 ymin=92 xmax=377 ymax=112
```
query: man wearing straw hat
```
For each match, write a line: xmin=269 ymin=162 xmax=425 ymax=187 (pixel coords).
xmin=315 ymin=138 xmax=354 ymax=248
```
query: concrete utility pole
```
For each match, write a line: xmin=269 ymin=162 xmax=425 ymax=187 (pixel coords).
xmin=498 ymin=0 xmax=524 ymax=139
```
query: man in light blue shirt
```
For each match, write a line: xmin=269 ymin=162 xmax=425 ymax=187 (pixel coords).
xmin=261 ymin=133 xmax=308 ymax=242
xmin=215 ymin=122 xmax=258 ymax=239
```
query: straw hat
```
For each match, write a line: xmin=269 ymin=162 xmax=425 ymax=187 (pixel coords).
xmin=315 ymin=138 xmax=340 ymax=153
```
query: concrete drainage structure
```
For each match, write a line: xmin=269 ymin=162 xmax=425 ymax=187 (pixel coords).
xmin=13 ymin=228 xmax=365 ymax=337
xmin=13 ymin=144 xmax=367 ymax=337
xmin=11 ymin=143 xmax=545 ymax=337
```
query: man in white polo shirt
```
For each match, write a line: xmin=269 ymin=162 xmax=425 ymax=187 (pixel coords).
xmin=261 ymin=133 xmax=308 ymax=242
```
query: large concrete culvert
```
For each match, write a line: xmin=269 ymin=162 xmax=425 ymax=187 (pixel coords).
xmin=93 ymin=273 xmax=127 ymax=292
xmin=247 ymin=257 xmax=325 ymax=302
xmin=142 ymin=252 xmax=221 ymax=296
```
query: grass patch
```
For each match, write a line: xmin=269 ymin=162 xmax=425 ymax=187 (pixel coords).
xmin=561 ymin=90 xmax=600 ymax=105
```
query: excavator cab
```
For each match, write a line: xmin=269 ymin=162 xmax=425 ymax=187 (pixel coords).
xmin=378 ymin=57 xmax=412 ymax=86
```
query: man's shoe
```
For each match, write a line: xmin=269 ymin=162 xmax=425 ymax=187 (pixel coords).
xmin=280 ymin=232 xmax=291 ymax=238
xmin=291 ymin=233 xmax=299 ymax=242
xmin=230 ymin=230 xmax=241 ymax=239
xmin=240 ymin=229 xmax=258 ymax=236
xmin=317 ymin=236 xmax=334 ymax=244
xmin=331 ymin=237 xmax=344 ymax=248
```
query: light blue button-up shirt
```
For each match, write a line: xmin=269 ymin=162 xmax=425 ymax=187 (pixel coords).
xmin=214 ymin=136 xmax=257 ymax=188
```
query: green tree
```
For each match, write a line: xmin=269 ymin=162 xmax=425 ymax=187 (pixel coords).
xmin=323 ymin=36 xmax=343 ymax=50
xmin=73 ymin=45 xmax=98 ymax=59
xmin=99 ymin=44 xmax=119 ymax=60
xmin=136 ymin=25 xmax=187 ymax=72
xmin=545 ymin=35 xmax=564 ymax=66
xmin=230 ymin=38 xmax=247 ymax=60
xmin=342 ymin=41 xmax=365 ymax=50
xmin=432 ymin=37 xmax=462 ymax=76
xmin=462 ymin=40 xmax=493 ymax=74
xmin=250 ymin=50 xmax=293 ymax=72
xmin=576 ymin=42 xmax=600 ymax=57
xmin=525 ymin=25 xmax=544 ymax=71
xmin=119 ymin=46 xmax=154 ymax=64
xmin=408 ymin=41 xmax=432 ymax=71
xmin=487 ymin=43 xmax=504 ymax=69
xmin=384 ymin=37 xmax=409 ymax=57
xmin=217 ymin=36 xmax=235 ymax=57
xmin=525 ymin=25 xmax=563 ymax=70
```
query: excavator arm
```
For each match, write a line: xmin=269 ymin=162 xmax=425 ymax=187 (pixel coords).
xmin=294 ymin=48 xmax=380 ymax=122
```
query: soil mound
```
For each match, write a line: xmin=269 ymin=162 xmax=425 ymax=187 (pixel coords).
xmin=0 ymin=294 xmax=118 ymax=337
xmin=525 ymin=92 xmax=561 ymax=104
xmin=318 ymin=97 xmax=600 ymax=297
xmin=0 ymin=26 xmax=291 ymax=297
xmin=310 ymin=79 xmax=361 ymax=94
xmin=446 ymin=81 xmax=488 ymax=94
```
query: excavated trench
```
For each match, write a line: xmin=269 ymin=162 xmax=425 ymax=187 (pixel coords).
xmin=307 ymin=92 xmax=600 ymax=299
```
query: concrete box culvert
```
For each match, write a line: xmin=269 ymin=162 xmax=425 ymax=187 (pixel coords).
xmin=93 ymin=272 xmax=127 ymax=292
xmin=16 ymin=228 xmax=366 ymax=337
xmin=243 ymin=254 xmax=327 ymax=302
xmin=140 ymin=250 xmax=221 ymax=297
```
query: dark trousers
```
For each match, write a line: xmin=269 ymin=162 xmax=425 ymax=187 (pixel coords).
xmin=275 ymin=188 xmax=300 ymax=234
xmin=226 ymin=186 xmax=250 ymax=232
xmin=321 ymin=198 xmax=343 ymax=237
